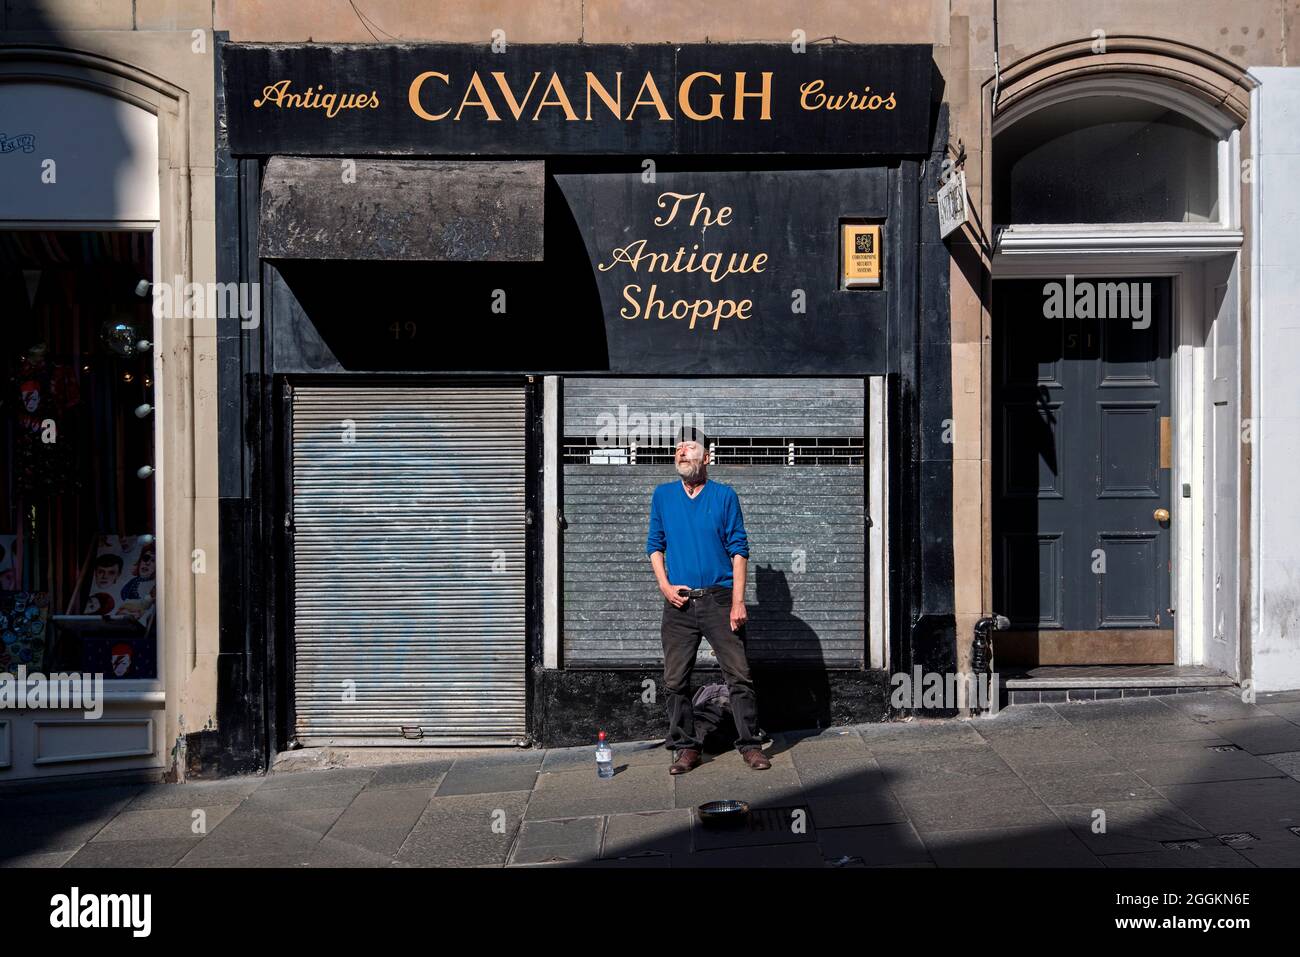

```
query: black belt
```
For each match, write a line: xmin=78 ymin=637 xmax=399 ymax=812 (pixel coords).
xmin=680 ymin=586 xmax=727 ymax=598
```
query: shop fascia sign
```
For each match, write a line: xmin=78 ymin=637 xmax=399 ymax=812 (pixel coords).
xmin=223 ymin=43 xmax=934 ymax=155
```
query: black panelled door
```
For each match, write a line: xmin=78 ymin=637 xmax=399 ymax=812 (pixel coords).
xmin=993 ymin=277 xmax=1173 ymax=661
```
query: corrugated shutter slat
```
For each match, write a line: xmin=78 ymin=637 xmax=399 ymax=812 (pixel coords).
xmin=292 ymin=386 xmax=527 ymax=745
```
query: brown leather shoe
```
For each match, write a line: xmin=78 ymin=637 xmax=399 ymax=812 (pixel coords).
xmin=741 ymin=748 xmax=772 ymax=770
xmin=669 ymin=749 xmax=702 ymax=775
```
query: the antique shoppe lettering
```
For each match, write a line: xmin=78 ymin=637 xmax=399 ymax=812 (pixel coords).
xmin=595 ymin=191 xmax=768 ymax=332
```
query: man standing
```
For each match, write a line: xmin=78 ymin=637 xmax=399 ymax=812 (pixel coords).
xmin=646 ymin=426 xmax=770 ymax=774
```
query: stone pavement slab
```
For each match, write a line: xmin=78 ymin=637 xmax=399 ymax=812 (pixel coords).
xmin=241 ymin=782 xmax=364 ymax=811
xmin=892 ymin=783 xmax=1060 ymax=834
xmin=1160 ymin=690 xmax=1265 ymax=722
xmin=1203 ymin=716 xmax=1300 ymax=755
xmin=981 ymin=729 xmax=1113 ymax=765
xmin=0 ymin=849 xmax=79 ymax=868
xmin=1050 ymin=799 xmax=1213 ymax=856
xmin=875 ymin=747 xmax=1015 ymax=795
xmin=330 ymin=787 xmax=432 ymax=830
xmin=305 ymin=835 xmax=398 ymax=868
xmin=1019 ymin=767 xmax=1161 ymax=806
xmin=671 ymin=844 xmax=826 ymax=867
xmin=256 ymin=767 xmax=375 ymax=791
xmin=922 ymin=825 xmax=1102 ymax=868
xmin=1125 ymin=750 xmax=1285 ymax=786
xmin=526 ymin=765 xmax=674 ymax=819
xmin=819 ymin=822 xmax=930 ymax=867
xmin=540 ymin=739 xmax=666 ymax=772
xmin=1099 ymin=845 xmax=1254 ymax=868
xmin=91 ymin=805 xmax=238 ymax=843
xmin=805 ymin=790 xmax=909 ymax=828
xmin=858 ymin=720 xmax=985 ymax=753
xmin=1228 ymin=832 xmax=1300 ymax=867
xmin=1261 ymin=750 xmax=1300 ymax=779
xmin=509 ymin=817 xmax=604 ymax=865
xmin=435 ymin=761 xmax=540 ymax=796
xmin=126 ymin=778 xmax=262 ymax=809
xmin=671 ymin=763 xmax=804 ymax=809
xmin=1157 ymin=776 xmax=1300 ymax=834
xmin=1259 ymin=699 xmax=1300 ymax=721
xmin=600 ymin=809 xmax=693 ymax=859
xmin=175 ymin=808 xmax=336 ymax=867
xmin=65 ymin=838 xmax=201 ymax=868
xmin=394 ymin=790 xmax=529 ymax=867
xmin=365 ymin=760 xmax=454 ymax=791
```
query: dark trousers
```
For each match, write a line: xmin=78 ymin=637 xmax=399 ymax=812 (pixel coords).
xmin=661 ymin=586 xmax=762 ymax=753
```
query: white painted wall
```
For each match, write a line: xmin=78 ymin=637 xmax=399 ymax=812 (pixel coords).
xmin=1249 ymin=67 xmax=1300 ymax=692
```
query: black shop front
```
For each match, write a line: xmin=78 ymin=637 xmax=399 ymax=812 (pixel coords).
xmin=204 ymin=39 xmax=955 ymax=772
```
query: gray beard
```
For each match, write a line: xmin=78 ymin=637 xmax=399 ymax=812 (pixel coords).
xmin=676 ymin=461 xmax=705 ymax=483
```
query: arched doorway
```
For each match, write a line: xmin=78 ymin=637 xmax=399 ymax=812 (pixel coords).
xmin=986 ymin=51 xmax=1250 ymax=679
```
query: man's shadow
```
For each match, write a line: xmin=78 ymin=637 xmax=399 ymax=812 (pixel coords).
xmin=696 ymin=564 xmax=833 ymax=755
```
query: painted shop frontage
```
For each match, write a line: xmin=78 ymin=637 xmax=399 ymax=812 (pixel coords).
xmin=209 ymin=32 xmax=1300 ymax=773
xmin=213 ymin=41 xmax=955 ymax=761
xmin=0 ymin=26 xmax=218 ymax=783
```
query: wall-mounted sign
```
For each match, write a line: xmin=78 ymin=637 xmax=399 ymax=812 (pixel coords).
xmin=223 ymin=43 xmax=934 ymax=156
xmin=937 ymin=169 xmax=968 ymax=239
xmin=842 ymin=224 xmax=882 ymax=288
xmin=555 ymin=169 xmax=892 ymax=374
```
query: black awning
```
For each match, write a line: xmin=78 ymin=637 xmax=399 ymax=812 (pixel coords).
xmin=258 ymin=157 xmax=544 ymax=262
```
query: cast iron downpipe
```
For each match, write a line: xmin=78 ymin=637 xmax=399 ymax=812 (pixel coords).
xmin=971 ymin=614 xmax=1010 ymax=714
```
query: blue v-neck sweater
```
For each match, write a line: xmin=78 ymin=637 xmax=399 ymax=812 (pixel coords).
xmin=645 ymin=479 xmax=750 ymax=589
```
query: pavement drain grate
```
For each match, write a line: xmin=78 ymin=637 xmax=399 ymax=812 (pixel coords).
xmin=1216 ymin=832 xmax=1258 ymax=847
xmin=1206 ymin=744 xmax=1242 ymax=752
xmin=699 ymin=805 xmax=814 ymax=835
xmin=1161 ymin=839 xmax=1202 ymax=850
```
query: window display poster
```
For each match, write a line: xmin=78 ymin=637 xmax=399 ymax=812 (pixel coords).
xmin=84 ymin=535 xmax=156 ymax=632
xmin=80 ymin=634 xmax=156 ymax=680
xmin=0 ymin=591 xmax=49 ymax=675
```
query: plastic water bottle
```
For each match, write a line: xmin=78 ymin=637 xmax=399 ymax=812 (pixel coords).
xmin=595 ymin=731 xmax=614 ymax=779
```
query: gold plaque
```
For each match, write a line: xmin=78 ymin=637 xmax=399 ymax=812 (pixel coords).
xmin=842 ymin=224 xmax=882 ymax=288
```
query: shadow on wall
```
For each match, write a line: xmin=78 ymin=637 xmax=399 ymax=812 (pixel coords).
xmin=748 ymin=564 xmax=832 ymax=732
xmin=1 ymin=5 xmax=148 ymax=225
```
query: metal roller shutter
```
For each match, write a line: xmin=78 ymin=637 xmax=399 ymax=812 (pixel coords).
xmin=291 ymin=385 xmax=527 ymax=745
xmin=562 ymin=378 xmax=865 ymax=667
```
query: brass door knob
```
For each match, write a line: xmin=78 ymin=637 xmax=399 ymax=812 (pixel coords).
xmin=1153 ymin=507 xmax=1170 ymax=523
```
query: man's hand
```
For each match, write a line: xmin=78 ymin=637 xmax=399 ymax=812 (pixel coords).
xmin=661 ymin=583 xmax=690 ymax=608
xmin=730 ymin=599 xmax=748 ymax=632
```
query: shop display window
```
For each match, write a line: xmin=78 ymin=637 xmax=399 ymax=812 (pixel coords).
xmin=0 ymin=230 xmax=157 ymax=681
